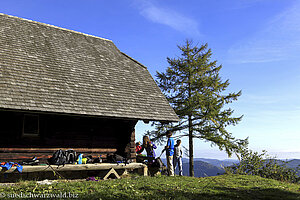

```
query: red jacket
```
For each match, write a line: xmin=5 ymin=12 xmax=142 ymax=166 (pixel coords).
xmin=136 ymin=145 xmax=142 ymax=154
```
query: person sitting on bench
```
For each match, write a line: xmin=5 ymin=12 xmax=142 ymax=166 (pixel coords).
xmin=137 ymin=136 xmax=157 ymax=163
xmin=136 ymin=142 xmax=142 ymax=154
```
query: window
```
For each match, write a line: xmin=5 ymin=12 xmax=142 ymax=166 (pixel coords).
xmin=23 ymin=114 xmax=39 ymax=137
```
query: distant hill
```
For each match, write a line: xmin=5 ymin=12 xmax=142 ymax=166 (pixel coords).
xmin=193 ymin=158 xmax=238 ymax=167
xmin=286 ymin=159 xmax=300 ymax=176
xmin=265 ymin=159 xmax=300 ymax=176
xmin=161 ymin=158 xmax=225 ymax=177
xmin=285 ymin=159 xmax=300 ymax=169
xmin=182 ymin=161 xmax=225 ymax=177
xmin=161 ymin=158 xmax=300 ymax=177
xmin=179 ymin=158 xmax=238 ymax=167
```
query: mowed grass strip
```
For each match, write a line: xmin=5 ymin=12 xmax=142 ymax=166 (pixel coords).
xmin=0 ymin=174 xmax=300 ymax=200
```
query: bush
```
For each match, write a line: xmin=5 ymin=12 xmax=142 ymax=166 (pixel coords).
xmin=225 ymin=148 xmax=300 ymax=183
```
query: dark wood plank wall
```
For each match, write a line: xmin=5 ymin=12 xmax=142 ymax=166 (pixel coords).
xmin=0 ymin=110 xmax=137 ymax=163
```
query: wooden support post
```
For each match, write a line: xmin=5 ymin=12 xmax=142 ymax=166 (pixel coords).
xmin=130 ymin=128 xmax=136 ymax=162
xmin=103 ymin=168 xmax=120 ymax=180
xmin=143 ymin=165 xmax=148 ymax=176
xmin=137 ymin=165 xmax=148 ymax=176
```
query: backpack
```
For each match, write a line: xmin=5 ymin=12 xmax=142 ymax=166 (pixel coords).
xmin=106 ymin=154 xmax=125 ymax=163
xmin=106 ymin=153 xmax=132 ymax=165
xmin=93 ymin=156 xmax=103 ymax=163
xmin=84 ymin=155 xmax=93 ymax=163
xmin=65 ymin=150 xmax=77 ymax=164
xmin=152 ymin=157 xmax=164 ymax=168
xmin=48 ymin=149 xmax=67 ymax=166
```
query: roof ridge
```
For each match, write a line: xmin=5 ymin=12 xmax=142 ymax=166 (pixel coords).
xmin=0 ymin=13 xmax=112 ymax=42
xmin=120 ymin=52 xmax=147 ymax=69
xmin=0 ymin=13 xmax=149 ymax=71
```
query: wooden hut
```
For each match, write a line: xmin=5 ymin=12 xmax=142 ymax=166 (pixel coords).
xmin=0 ymin=13 xmax=179 ymax=164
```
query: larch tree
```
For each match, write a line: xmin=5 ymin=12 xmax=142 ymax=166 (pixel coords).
xmin=149 ymin=40 xmax=247 ymax=177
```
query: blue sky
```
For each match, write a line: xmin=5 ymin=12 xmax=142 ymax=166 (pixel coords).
xmin=1 ymin=0 xmax=300 ymax=159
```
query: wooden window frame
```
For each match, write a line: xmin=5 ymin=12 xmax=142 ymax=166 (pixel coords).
xmin=22 ymin=114 xmax=40 ymax=137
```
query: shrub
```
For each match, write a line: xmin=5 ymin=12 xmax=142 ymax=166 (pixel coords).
xmin=225 ymin=148 xmax=300 ymax=183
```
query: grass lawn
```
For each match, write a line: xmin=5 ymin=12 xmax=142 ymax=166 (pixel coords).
xmin=0 ymin=174 xmax=300 ymax=199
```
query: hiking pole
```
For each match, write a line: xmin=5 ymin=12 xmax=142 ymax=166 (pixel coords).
xmin=159 ymin=149 xmax=166 ymax=158
xmin=45 ymin=162 xmax=66 ymax=179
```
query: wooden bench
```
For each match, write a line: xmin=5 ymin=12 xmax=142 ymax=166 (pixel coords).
xmin=0 ymin=163 xmax=148 ymax=182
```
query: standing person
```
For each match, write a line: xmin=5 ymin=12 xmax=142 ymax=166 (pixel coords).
xmin=173 ymin=139 xmax=183 ymax=176
xmin=165 ymin=130 xmax=175 ymax=176
xmin=137 ymin=136 xmax=157 ymax=163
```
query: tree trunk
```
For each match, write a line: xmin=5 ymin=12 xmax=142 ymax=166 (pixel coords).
xmin=187 ymin=46 xmax=194 ymax=177
xmin=188 ymin=115 xmax=194 ymax=177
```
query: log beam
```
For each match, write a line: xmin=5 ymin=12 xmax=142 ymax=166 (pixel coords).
xmin=0 ymin=148 xmax=117 ymax=153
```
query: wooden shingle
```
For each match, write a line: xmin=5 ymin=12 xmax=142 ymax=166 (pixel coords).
xmin=0 ymin=13 xmax=179 ymax=122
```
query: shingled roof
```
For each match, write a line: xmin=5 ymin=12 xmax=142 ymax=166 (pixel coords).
xmin=0 ymin=13 xmax=179 ymax=122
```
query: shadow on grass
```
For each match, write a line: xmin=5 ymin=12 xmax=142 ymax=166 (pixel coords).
xmin=84 ymin=186 xmax=300 ymax=200
xmin=210 ymin=186 xmax=300 ymax=200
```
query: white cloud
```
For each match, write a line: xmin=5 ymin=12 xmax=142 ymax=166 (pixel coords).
xmin=133 ymin=0 xmax=200 ymax=36
xmin=227 ymin=1 xmax=300 ymax=64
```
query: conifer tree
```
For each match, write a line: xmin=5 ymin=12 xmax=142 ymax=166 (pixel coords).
xmin=151 ymin=40 xmax=247 ymax=177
